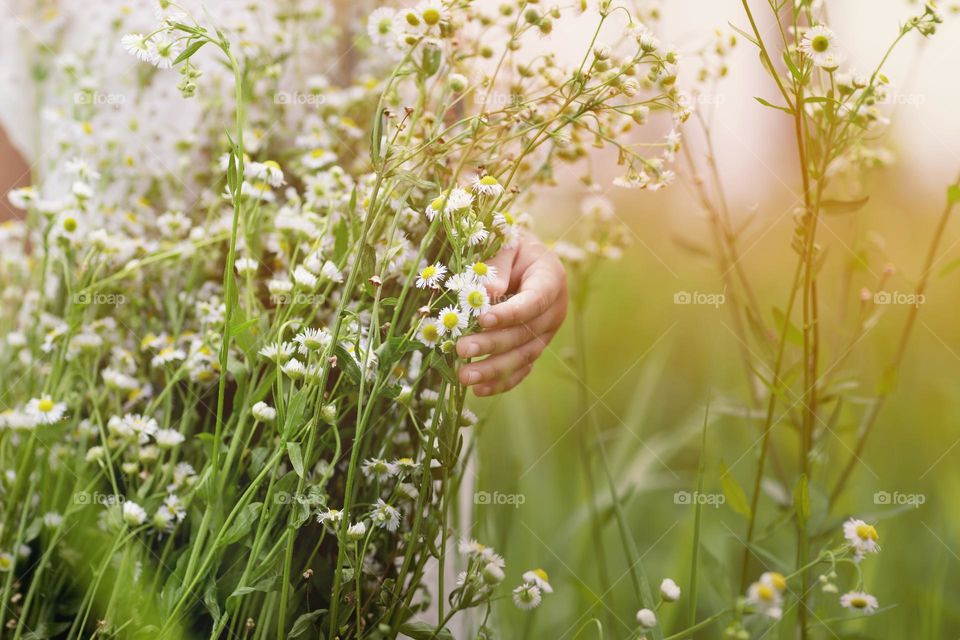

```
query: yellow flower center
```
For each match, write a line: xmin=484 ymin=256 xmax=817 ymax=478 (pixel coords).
xmin=769 ymin=572 xmax=787 ymax=591
xmin=63 ymin=217 xmax=77 ymax=232
xmin=421 ymin=265 xmax=437 ymax=279
xmin=850 ymin=596 xmax=868 ymax=609
xmin=811 ymin=35 xmax=830 ymax=53
xmin=480 ymin=176 xmax=499 ymax=186
xmin=310 ymin=148 xmax=327 ymax=158
xmin=430 ymin=196 xmax=446 ymax=211
xmin=264 ymin=160 xmax=280 ymax=170
xmin=466 ymin=291 xmax=485 ymax=307
xmin=422 ymin=7 xmax=440 ymax=25
xmin=441 ymin=312 xmax=460 ymax=329
xmin=472 ymin=262 xmax=488 ymax=276
xmin=38 ymin=399 xmax=55 ymax=413
xmin=405 ymin=11 xmax=421 ymax=26
xmin=533 ymin=568 xmax=550 ymax=582
xmin=757 ymin=584 xmax=775 ymax=602
xmin=855 ymin=523 xmax=878 ymax=541
xmin=422 ymin=324 xmax=439 ymax=342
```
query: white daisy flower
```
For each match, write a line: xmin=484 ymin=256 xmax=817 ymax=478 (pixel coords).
xmin=234 ymin=257 xmax=258 ymax=276
xmin=25 ymin=396 xmax=67 ymax=425
xmin=362 ymin=458 xmax=396 ymax=481
xmin=459 ymin=284 xmax=490 ymax=316
xmin=293 ymin=265 xmax=318 ymax=290
xmin=471 ymin=175 xmax=504 ymax=196
xmin=122 ymin=501 xmax=148 ymax=526
xmin=636 ymin=608 xmax=657 ymax=628
xmin=799 ymin=25 xmax=842 ymax=69
xmin=746 ymin=575 xmax=784 ymax=619
xmin=367 ymin=7 xmax=398 ymax=47
xmin=416 ymin=263 xmax=447 ymax=289
xmin=147 ymin=35 xmax=182 ymax=69
xmin=444 ymin=273 xmax=472 ymax=292
xmin=121 ymin=34 xmax=153 ymax=62
xmin=346 ymin=521 xmax=367 ymax=541
xmin=466 ymin=261 xmax=497 ymax=284
xmin=247 ymin=161 xmax=285 ymax=188
xmin=840 ymin=591 xmax=879 ymax=615
xmin=370 ymin=499 xmax=401 ymax=532
xmin=294 ymin=327 xmax=332 ymax=353
xmin=463 ymin=219 xmax=489 ymax=246
xmin=522 ymin=569 xmax=553 ymax=594
xmin=417 ymin=319 xmax=442 ymax=347
xmin=0 ymin=553 xmax=14 ymax=572
xmin=151 ymin=347 xmax=186 ymax=367
xmin=320 ymin=260 xmax=343 ymax=283
xmin=302 ymin=148 xmax=337 ymax=170
xmin=512 ymin=583 xmax=542 ymax=610
xmin=155 ymin=428 xmax=185 ymax=449
xmin=445 ymin=187 xmax=474 ymax=213
xmin=259 ymin=341 xmax=296 ymax=363
xmin=843 ymin=518 xmax=880 ymax=561
xmin=437 ymin=306 xmax=468 ymax=338
xmin=281 ymin=358 xmax=307 ymax=379
xmin=317 ymin=508 xmax=342 ymax=526
xmin=251 ymin=402 xmax=277 ymax=422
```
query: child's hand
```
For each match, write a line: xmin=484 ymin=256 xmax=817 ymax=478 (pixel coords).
xmin=456 ymin=233 xmax=568 ymax=396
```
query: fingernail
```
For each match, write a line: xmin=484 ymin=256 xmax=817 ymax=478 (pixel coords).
xmin=463 ymin=370 xmax=481 ymax=384
xmin=480 ymin=313 xmax=498 ymax=328
xmin=460 ymin=342 xmax=480 ymax=358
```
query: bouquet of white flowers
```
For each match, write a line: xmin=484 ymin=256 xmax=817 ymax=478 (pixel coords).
xmin=0 ymin=1 xmax=684 ymax=637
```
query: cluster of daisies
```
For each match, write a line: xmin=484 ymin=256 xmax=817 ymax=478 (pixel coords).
xmin=734 ymin=517 xmax=882 ymax=634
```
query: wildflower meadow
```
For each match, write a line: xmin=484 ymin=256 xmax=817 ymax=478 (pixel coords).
xmin=1 ymin=0 xmax=959 ymax=638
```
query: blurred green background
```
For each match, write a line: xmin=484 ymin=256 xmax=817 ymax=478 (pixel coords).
xmin=469 ymin=172 xmax=960 ymax=638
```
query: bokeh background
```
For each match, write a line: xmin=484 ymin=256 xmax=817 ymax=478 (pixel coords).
xmin=469 ymin=1 xmax=960 ymax=637
xmin=2 ymin=0 xmax=959 ymax=638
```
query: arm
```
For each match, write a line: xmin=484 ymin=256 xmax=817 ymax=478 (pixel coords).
xmin=456 ymin=232 xmax=568 ymax=396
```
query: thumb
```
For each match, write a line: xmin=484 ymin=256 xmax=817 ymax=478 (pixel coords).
xmin=483 ymin=245 xmax=517 ymax=303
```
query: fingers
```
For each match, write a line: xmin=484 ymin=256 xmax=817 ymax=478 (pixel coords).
xmin=456 ymin=302 xmax=561 ymax=358
xmin=479 ymin=252 xmax=566 ymax=329
xmin=483 ymin=245 xmax=517 ymax=301
xmin=473 ymin=363 xmax=533 ymax=397
xmin=458 ymin=332 xmax=555 ymax=386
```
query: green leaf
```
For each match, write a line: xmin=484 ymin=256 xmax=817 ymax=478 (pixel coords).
xmin=398 ymin=622 xmax=454 ymax=640
xmin=221 ymin=503 xmax=262 ymax=546
xmin=782 ymin=51 xmax=803 ymax=83
xmin=22 ymin=623 xmax=70 ymax=640
xmin=719 ymin=462 xmax=751 ymax=517
xmin=728 ymin=22 xmax=760 ymax=47
xmin=754 ymin=96 xmax=792 ymax=114
xmin=422 ymin=45 xmax=442 ymax=77
xmin=794 ymin=474 xmax=811 ymax=526
xmin=174 ymin=39 xmax=207 ymax=65
xmin=228 ymin=574 xmax=280 ymax=601
xmin=289 ymin=609 xmax=327 ymax=637
xmin=772 ymin=307 xmax=803 ymax=347
xmin=288 ymin=442 xmax=305 ymax=479
xmin=822 ymin=196 xmax=869 ymax=215
xmin=948 ymin=184 xmax=960 ymax=204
